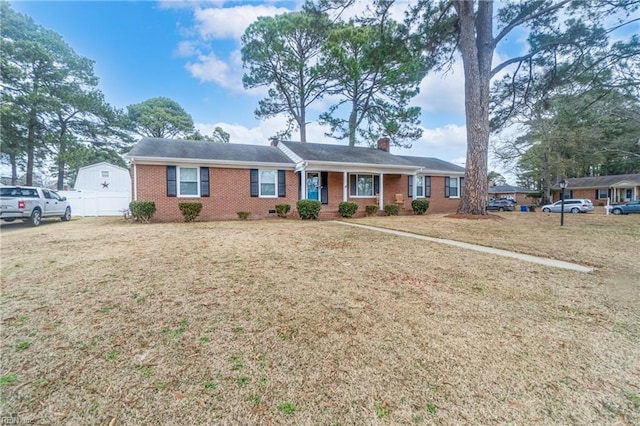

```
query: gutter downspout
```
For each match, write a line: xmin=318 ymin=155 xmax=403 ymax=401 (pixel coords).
xmin=133 ymin=162 xmax=138 ymax=201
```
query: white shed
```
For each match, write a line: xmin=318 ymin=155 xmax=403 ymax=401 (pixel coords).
xmin=74 ymin=162 xmax=131 ymax=193
xmin=66 ymin=162 xmax=131 ymax=216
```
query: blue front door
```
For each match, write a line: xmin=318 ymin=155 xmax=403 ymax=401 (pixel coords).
xmin=307 ymin=173 xmax=319 ymax=200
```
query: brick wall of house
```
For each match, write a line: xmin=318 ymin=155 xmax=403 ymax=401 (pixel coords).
xmin=134 ymin=165 xmax=298 ymax=221
xmin=566 ymin=189 xmax=596 ymax=202
xmin=320 ymin=172 xmax=461 ymax=216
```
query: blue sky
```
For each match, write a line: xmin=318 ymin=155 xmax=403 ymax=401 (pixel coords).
xmin=11 ymin=1 xmax=639 ymax=178
xmin=11 ymin=0 xmax=472 ymax=168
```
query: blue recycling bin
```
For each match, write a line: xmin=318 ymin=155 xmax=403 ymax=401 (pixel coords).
xmin=520 ymin=205 xmax=527 ymax=212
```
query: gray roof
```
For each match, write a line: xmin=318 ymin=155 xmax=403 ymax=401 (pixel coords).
xmin=488 ymin=185 xmax=536 ymax=194
xmin=280 ymin=141 xmax=417 ymax=167
xmin=127 ymin=137 xmax=294 ymax=164
xmin=553 ymin=174 xmax=640 ymax=189
xmin=397 ymin=155 xmax=465 ymax=173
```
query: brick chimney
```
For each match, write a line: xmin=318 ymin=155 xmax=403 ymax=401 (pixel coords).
xmin=377 ymin=135 xmax=390 ymax=152
xmin=269 ymin=137 xmax=279 ymax=147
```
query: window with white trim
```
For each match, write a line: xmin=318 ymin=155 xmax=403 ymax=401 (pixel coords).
xmin=179 ymin=167 xmax=199 ymax=196
xmin=445 ymin=176 xmax=460 ymax=198
xmin=415 ymin=176 xmax=424 ymax=197
xmin=596 ymin=188 xmax=609 ymax=199
xmin=350 ymin=174 xmax=374 ymax=197
xmin=259 ymin=170 xmax=277 ymax=197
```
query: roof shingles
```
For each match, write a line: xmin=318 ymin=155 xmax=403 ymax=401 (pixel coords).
xmin=127 ymin=137 xmax=294 ymax=164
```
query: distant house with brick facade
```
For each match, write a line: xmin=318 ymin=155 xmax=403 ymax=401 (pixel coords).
xmin=488 ymin=184 xmax=537 ymax=205
xmin=126 ymin=137 xmax=465 ymax=221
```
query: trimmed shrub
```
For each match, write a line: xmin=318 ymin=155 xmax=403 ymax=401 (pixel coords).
xmin=179 ymin=202 xmax=202 ymax=222
xmin=237 ymin=211 xmax=250 ymax=220
xmin=383 ymin=203 xmax=400 ymax=216
xmin=411 ymin=199 xmax=430 ymax=215
xmin=129 ymin=201 xmax=156 ymax=223
xmin=338 ymin=201 xmax=358 ymax=218
xmin=297 ymin=199 xmax=322 ymax=220
xmin=275 ymin=204 xmax=291 ymax=218
xmin=365 ymin=205 xmax=379 ymax=216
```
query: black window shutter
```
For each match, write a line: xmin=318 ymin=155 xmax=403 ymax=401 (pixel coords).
xmin=374 ymin=175 xmax=380 ymax=194
xmin=408 ymin=175 xmax=413 ymax=197
xmin=349 ymin=174 xmax=357 ymax=196
xmin=425 ymin=176 xmax=431 ymax=197
xmin=167 ymin=166 xmax=177 ymax=197
xmin=460 ymin=177 xmax=464 ymax=196
xmin=320 ymin=171 xmax=328 ymax=204
xmin=200 ymin=167 xmax=210 ymax=197
xmin=278 ymin=170 xmax=286 ymax=197
xmin=445 ymin=176 xmax=450 ymax=198
xmin=608 ymin=188 xmax=612 ymax=198
xmin=298 ymin=172 xmax=302 ymax=199
xmin=250 ymin=169 xmax=259 ymax=197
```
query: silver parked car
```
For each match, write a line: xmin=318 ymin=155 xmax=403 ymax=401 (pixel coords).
xmin=541 ymin=199 xmax=594 ymax=213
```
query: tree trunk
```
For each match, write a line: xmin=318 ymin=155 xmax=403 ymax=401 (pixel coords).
xmin=454 ymin=0 xmax=493 ymax=215
xmin=10 ymin=153 xmax=18 ymax=185
xmin=298 ymin=114 xmax=306 ymax=142
xmin=26 ymin=112 xmax=37 ymax=186
xmin=348 ymin=100 xmax=358 ymax=147
xmin=56 ymin=118 xmax=67 ymax=190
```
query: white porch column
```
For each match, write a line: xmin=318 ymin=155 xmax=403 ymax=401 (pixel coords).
xmin=379 ymin=173 xmax=384 ymax=210
xmin=343 ymin=172 xmax=348 ymax=202
xmin=301 ymin=169 xmax=307 ymax=199
xmin=413 ymin=173 xmax=418 ymax=199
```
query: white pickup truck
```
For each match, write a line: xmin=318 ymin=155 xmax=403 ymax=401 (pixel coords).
xmin=0 ymin=186 xmax=71 ymax=226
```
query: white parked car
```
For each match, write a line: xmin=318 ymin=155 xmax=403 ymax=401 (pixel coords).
xmin=541 ymin=199 xmax=594 ymax=214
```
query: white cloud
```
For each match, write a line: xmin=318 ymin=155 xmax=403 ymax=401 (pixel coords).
xmin=174 ymin=40 xmax=201 ymax=57
xmin=195 ymin=117 xmax=353 ymax=146
xmin=194 ymin=4 xmax=291 ymax=40
xmin=185 ymin=52 xmax=236 ymax=88
xmin=416 ymin=61 xmax=465 ymax=114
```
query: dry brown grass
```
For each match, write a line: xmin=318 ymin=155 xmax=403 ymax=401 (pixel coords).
xmin=1 ymin=215 xmax=639 ymax=425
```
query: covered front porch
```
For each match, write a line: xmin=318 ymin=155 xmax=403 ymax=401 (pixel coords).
xmin=610 ymin=180 xmax=639 ymax=203
xmin=298 ymin=166 xmax=418 ymax=217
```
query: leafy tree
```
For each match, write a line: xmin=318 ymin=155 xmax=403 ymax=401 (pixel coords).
xmin=1 ymin=1 xmax=130 ymax=188
xmin=1 ymin=0 xmax=58 ymax=185
xmin=487 ymin=171 xmax=507 ymax=187
xmin=319 ymin=17 xmax=426 ymax=147
xmin=61 ymin=143 xmax=128 ymax=188
xmin=126 ymin=97 xmax=194 ymax=139
xmin=503 ymin=90 xmax=640 ymax=203
xmin=185 ymin=126 xmax=230 ymax=143
xmin=324 ymin=0 xmax=640 ymax=214
xmin=241 ymin=9 xmax=333 ymax=142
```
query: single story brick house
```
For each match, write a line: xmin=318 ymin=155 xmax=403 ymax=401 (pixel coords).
xmin=126 ymin=136 xmax=465 ymax=221
xmin=552 ymin=174 xmax=640 ymax=204
xmin=488 ymin=184 xmax=537 ymax=205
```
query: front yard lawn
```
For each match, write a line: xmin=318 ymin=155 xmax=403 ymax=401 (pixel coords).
xmin=1 ymin=215 xmax=638 ymax=424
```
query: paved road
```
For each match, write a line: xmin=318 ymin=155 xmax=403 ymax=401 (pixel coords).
xmin=334 ymin=221 xmax=594 ymax=273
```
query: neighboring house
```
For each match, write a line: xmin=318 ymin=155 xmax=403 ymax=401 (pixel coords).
xmin=552 ymin=174 xmax=640 ymax=204
xmin=488 ymin=185 xmax=537 ymax=205
xmin=126 ymin=137 xmax=466 ymax=221
xmin=74 ymin=162 xmax=131 ymax=193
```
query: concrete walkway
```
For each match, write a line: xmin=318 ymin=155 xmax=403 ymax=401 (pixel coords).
xmin=334 ymin=221 xmax=594 ymax=273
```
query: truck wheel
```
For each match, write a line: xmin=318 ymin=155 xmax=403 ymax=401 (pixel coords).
xmin=30 ymin=209 xmax=42 ymax=227
xmin=61 ymin=207 xmax=71 ymax=221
